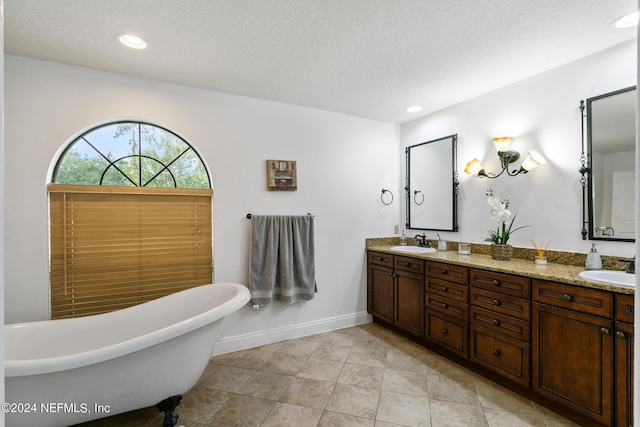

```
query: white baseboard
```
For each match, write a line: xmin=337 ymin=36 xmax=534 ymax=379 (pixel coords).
xmin=212 ymin=311 xmax=372 ymax=355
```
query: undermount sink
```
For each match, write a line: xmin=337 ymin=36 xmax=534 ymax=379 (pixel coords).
xmin=389 ymin=246 xmax=436 ymax=254
xmin=579 ymin=270 xmax=635 ymax=287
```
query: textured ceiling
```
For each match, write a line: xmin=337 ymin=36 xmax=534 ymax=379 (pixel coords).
xmin=4 ymin=0 xmax=638 ymax=123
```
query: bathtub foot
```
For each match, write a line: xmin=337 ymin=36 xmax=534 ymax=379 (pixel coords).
xmin=156 ymin=395 xmax=183 ymax=427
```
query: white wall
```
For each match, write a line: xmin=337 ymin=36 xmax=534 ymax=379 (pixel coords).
xmin=401 ymin=40 xmax=637 ymax=257
xmin=4 ymin=56 xmax=401 ymax=350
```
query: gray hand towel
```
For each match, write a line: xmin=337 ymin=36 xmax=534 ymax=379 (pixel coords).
xmin=249 ymin=215 xmax=317 ymax=306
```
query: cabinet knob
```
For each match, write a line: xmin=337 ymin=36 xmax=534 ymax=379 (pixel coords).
xmin=616 ymin=331 xmax=626 ymax=339
xmin=441 ymin=269 xmax=448 ymax=275
xmin=441 ymin=286 xmax=447 ymax=292
xmin=441 ymin=329 xmax=448 ymax=334
xmin=492 ymin=299 xmax=501 ymax=306
xmin=492 ymin=279 xmax=500 ymax=286
xmin=441 ymin=303 xmax=448 ymax=309
xmin=388 ymin=272 xmax=393 ymax=277
xmin=492 ymin=319 xmax=500 ymax=326
xmin=493 ymin=350 xmax=501 ymax=356
xmin=563 ymin=294 xmax=572 ymax=301
xmin=600 ymin=327 xmax=609 ymax=335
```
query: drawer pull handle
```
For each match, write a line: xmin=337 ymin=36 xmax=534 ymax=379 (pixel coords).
xmin=492 ymin=299 xmax=501 ymax=306
xmin=492 ymin=350 xmax=501 ymax=357
xmin=492 ymin=319 xmax=500 ymax=326
xmin=441 ymin=303 xmax=448 ymax=309
xmin=441 ymin=286 xmax=447 ymax=292
xmin=388 ymin=272 xmax=393 ymax=277
xmin=399 ymin=261 xmax=411 ymax=267
xmin=616 ymin=331 xmax=626 ymax=339
xmin=600 ymin=327 xmax=609 ymax=335
xmin=441 ymin=329 xmax=448 ymax=334
xmin=373 ymin=256 xmax=384 ymax=261
xmin=492 ymin=279 xmax=500 ymax=286
xmin=441 ymin=269 xmax=448 ymax=275
xmin=563 ymin=294 xmax=572 ymax=301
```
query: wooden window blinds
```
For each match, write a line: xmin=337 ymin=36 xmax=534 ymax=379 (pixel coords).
xmin=48 ymin=184 xmax=213 ymax=319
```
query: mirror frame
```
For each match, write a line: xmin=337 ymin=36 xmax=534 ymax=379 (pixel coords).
xmin=580 ymin=85 xmax=636 ymax=242
xmin=405 ymin=134 xmax=459 ymax=231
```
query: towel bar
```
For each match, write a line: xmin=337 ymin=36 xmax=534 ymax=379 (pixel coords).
xmin=246 ymin=213 xmax=314 ymax=219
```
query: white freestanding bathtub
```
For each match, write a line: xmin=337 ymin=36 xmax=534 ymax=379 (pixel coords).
xmin=4 ymin=283 xmax=250 ymax=427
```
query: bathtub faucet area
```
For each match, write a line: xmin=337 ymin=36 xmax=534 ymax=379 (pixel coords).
xmin=4 ymin=283 xmax=250 ymax=427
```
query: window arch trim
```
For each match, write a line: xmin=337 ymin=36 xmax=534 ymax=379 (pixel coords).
xmin=51 ymin=120 xmax=211 ymax=189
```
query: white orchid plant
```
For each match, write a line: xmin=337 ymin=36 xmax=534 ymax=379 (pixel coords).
xmin=485 ymin=189 xmax=528 ymax=245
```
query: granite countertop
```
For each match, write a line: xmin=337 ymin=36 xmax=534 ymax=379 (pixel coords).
xmin=367 ymin=244 xmax=634 ymax=295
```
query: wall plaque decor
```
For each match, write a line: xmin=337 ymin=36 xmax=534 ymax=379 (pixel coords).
xmin=266 ymin=160 xmax=297 ymax=191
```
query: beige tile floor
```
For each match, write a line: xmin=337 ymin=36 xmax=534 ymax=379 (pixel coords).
xmin=76 ymin=323 xmax=580 ymax=427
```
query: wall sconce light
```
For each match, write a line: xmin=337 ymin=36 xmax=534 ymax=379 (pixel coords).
xmin=464 ymin=137 xmax=546 ymax=178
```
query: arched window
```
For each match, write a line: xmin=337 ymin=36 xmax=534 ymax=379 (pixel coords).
xmin=48 ymin=121 xmax=212 ymax=319
xmin=53 ymin=121 xmax=210 ymax=188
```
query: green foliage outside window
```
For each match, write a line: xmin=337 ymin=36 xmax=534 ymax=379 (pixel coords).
xmin=54 ymin=122 xmax=210 ymax=189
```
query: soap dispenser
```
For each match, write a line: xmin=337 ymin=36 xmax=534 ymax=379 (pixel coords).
xmin=399 ymin=230 xmax=407 ymax=246
xmin=585 ymin=243 xmax=603 ymax=270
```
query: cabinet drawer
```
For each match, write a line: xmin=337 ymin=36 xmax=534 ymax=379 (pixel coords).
xmin=470 ymin=269 xmax=530 ymax=298
xmin=425 ymin=276 xmax=468 ymax=303
xmin=425 ymin=311 xmax=468 ymax=358
xmin=425 ymin=293 xmax=468 ymax=320
xmin=368 ymin=251 xmax=393 ymax=268
xmin=425 ymin=261 xmax=468 ymax=285
xmin=470 ymin=288 xmax=530 ymax=321
xmin=615 ymin=293 xmax=634 ymax=324
xmin=470 ymin=324 xmax=530 ymax=387
xmin=394 ymin=255 xmax=425 ymax=274
xmin=532 ymin=279 xmax=613 ymax=318
xmin=470 ymin=306 xmax=530 ymax=342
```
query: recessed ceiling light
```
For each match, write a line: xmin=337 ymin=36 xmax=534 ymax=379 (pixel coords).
xmin=117 ymin=33 xmax=148 ymax=50
xmin=406 ymin=106 xmax=422 ymax=113
xmin=613 ymin=11 xmax=639 ymax=28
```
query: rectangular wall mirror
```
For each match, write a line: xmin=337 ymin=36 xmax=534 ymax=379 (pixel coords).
xmin=405 ymin=134 xmax=458 ymax=231
xmin=581 ymin=86 xmax=636 ymax=241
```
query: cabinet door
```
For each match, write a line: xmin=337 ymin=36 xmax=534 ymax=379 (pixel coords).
xmin=395 ymin=270 xmax=424 ymax=338
xmin=368 ymin=263 xmax=394 ymax=323
xmin=532 ymin=302 xmax=613 ymax=425
xmin=615 ymin=321 xmax=633 ymax=427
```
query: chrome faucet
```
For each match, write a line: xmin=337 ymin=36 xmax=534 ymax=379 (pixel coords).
xmin=620 ymin=256 xmax=635 ymax=274
xmin=414 ymin=234 xmax=431 ymax=248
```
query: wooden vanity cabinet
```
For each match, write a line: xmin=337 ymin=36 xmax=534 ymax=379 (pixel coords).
xmin=367 ymin=251 xmax=425 ymax=338
xmin=424 ymin=261 xmax=469 ymax=358
xmin=532 ymin=279 xmax=614 ymax=426
xmin=368 ymin=250 xmax=636 ymax=426
xmin=614 ymin=293 xmax=634 ymax=427
xmin=469 ymin=269 xmax=531 ymax=387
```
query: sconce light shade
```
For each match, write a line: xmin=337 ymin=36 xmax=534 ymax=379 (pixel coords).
xmin=492 ymin=137 xmax=512 ymax=153
xmin=464 ymin=158 xmax=485 ymax=176
xmin=465 ymin=137 xmax=546 ymax=179
xmin=520 ymin=150 xmax=547 ymax=172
